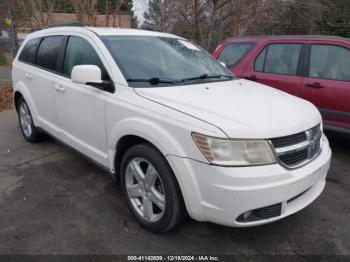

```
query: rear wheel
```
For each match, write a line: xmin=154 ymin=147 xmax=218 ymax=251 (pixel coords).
xmin=17 ymin=97 xmax=40 ymax=142
xmin=120 ymin=143 xmax=186 ymax=233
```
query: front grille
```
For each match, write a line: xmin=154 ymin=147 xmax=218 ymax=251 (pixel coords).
xmin=271 ymin=132 xmax=306 ymax=148
xmin=279 ymin=148 xmax=308 ymax=166
xmin=270 ymin=124 xmax=322 ymax=169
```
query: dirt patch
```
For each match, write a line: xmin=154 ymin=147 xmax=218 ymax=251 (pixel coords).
xmin=0 ymin=82 xmax=13 ymax=112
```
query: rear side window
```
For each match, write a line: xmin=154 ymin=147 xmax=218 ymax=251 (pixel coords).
xmin=63 ymin=36 xmax=109 ymax=80
xmin=309 ymin=44 xmax=350 ymax=81
xmin=35 ymin=36 xmax=64 ymax=72
xmin=255 ymin=44 xmax=302 ymax=76
xmin=18 ymin=38 xmax=41 ymax=64
xmin=217 ymin=43 xmax=254 ymax=67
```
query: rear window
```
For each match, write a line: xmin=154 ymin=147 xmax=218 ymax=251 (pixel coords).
xmin=35 ymin=36 xmax=64 ymax=72
xmin=18 ymin=38 xmax=41 ymax=64
xmin=217 ymin=43 xmax=254 ymax=67
xmin=309 ymin=44 xmax=350 ymax=81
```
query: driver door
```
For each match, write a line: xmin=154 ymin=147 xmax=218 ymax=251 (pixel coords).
xmin=54 ymin=35 xmax=112 ymax=166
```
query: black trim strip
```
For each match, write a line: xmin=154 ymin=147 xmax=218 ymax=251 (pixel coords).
xmin=323 ymin=125 xmax=350 ymax=134
xmin=319 ymin=108 xmax=350 ymax=118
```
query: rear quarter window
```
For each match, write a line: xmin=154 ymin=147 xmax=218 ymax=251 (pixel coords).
xmin=18 ymin=38 xmax=41 ymax=64
xmin=217 ymin=43 xmax=254 ymax=67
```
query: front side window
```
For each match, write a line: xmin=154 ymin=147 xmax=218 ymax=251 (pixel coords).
xmin=19 ymin=38 xmax=41 ymax=64
xmin=63 ymin=36 xmax=109 ymax=80
xmin=255 ymin=44 xmax=302 ymax=76
xmin=309 ymin=44 xmax=350 ymax=81
xmin=217 ymin=43 xmax=254 ymax=67
xmin=103 ymin=36 xmax=233 ymax=87
xmin=35 ymin=36 xmax=64 ymax=71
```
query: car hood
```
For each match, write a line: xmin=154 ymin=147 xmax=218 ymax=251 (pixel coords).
xmin=134 ymin=79 xmax=322 ymax=139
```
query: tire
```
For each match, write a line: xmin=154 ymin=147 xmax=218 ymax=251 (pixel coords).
xmin=120 ymin=143 xmax=187 ymax=233
xmin=17 ymin=97 xmax=41 ymax=142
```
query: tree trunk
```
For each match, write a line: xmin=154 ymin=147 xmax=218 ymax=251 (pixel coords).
xmin=192 ymin=0 xmax=203 ymax=45
xmin=207 ymin=0 xmax=219 ymax=50
xmin=105 ymin=0 xmax=110 ymax=26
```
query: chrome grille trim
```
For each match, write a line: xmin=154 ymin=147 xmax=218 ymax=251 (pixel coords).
xmin=270 ymin=124 xmax=322 ymax=169
xmin=275 ymin=140 xmax=309 ymax=155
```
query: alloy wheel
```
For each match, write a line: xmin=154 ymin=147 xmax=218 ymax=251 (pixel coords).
xmin=125 ymin=157 xmax=166 ymax=222
xmin=19 ymin=102 xmax=33 ymax=138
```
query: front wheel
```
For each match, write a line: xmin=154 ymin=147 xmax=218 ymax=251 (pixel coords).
xmin=120 ymin=143 xmax=186 ymax=233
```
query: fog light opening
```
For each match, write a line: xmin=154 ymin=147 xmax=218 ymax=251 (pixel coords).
xmin=243 ymin=211 xmax=252 ymax=220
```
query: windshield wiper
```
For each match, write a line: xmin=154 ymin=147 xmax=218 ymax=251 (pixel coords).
xmin=127 ymin=78 xmax=179 ymax=85
xmin=180 ymin=74 xmax=234 ymax=83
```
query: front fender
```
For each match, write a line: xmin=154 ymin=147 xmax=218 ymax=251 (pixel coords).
xmin=107 ymin=117 xmax=207 ymax=218
xmin=107 ymin=117 xmax=188 ymax=172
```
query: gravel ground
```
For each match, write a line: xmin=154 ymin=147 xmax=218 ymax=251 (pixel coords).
xmin=0 ymin=109 xmax=349 ymax=256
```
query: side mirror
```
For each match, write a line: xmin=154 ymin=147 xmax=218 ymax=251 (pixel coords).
xmin=71 ymin=65 xmax=114 ymax=92
xmin=71 ymin=65 xmax=102 ymax=84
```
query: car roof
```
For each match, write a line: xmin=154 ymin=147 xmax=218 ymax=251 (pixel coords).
xmin=29 ymin=25 xmax=183 ymax=40
xmin=223 ymin=35 xmax=350 ymax=43
xmin=86 ymin=27 xmax=182 ymax=38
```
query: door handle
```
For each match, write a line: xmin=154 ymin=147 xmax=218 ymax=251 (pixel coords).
xmin=305 ymin=82 xmax=324 ymax=89
xmin=243 ymin=75 xmax=258 ymax=81
xmin=54 ymin=84 xmax=65 ymax=93
xmin=25 ymin=73 xmax=33 ymax=80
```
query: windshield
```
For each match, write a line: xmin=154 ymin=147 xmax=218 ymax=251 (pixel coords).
xmin=103 ymin=36 xmax=234 ymax=87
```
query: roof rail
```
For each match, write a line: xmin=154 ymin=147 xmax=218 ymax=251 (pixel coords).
xmin=37 ymin=22 xmax=85 ymax=31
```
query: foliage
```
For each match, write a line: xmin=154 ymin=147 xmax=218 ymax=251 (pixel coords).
xmin=142 ymin=0 xmax=163 ymax=31
xmin=0 ymin=52 xmax=7 ymax=65
xmin=141 ymin=0 xmax=349 ymax=51
xmin=316 ymin=0 xmax=350 ymax=37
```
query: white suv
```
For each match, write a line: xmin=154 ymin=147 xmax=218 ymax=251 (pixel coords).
xmin=12 ymin=26 xmax=331 ymax=232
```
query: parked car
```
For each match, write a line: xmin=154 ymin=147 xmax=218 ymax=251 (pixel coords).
xmin=212 ymin=36 xmax=350 ymax=134
xmin=12 ymin=26 xmax=331 ymax=232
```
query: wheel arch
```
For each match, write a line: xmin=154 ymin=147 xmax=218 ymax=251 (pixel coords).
xmin=13 ymin=82 xmax=39 ymax=125
xmin=107 ymin=117 xmax=188 ymax=173
xmin=14 ymin=91 xmax=23 ymax=112
xmin=107 ymin=118 xmax=205 ymax=219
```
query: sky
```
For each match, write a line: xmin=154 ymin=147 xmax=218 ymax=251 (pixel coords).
xmin=132 ymin=0 xmax=148 ymax=26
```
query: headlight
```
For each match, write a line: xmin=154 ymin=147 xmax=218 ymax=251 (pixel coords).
xmin=192 ymin=133 xmax=276 ymax=166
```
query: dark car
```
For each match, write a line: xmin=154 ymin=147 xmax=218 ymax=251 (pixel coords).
xmin=212 ymin=36 xmax=350 ymax=133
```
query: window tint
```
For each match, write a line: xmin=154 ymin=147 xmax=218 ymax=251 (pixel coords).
xmin=64 ymin=36 xmax=109 ymax=80
xmin=255 ymin=44 xmax=302 ymax=76
xmin=309 ymin=44 xmax=350 ymax=81
xmin=217 ymin=43 xmax=254 ymax=67
xmin=36 ymin=36 xmax=64 ymax=71
xmin=19 ymin=38 xmax=41 ymax=64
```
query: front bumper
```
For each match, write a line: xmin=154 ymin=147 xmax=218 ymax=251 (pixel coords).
xmin=167 ymin=135 xmax=331 ymax=227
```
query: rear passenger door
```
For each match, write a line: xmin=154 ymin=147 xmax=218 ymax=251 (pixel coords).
xmin=22 ymin=35 xmax=65 ymax=136
xmin=243 ymin=42 xmax=304 ymax=97
xmin=54 ymin=35 xmax=112 ymax=166
xmin=301 ymin=43 xmax=350 ymax=129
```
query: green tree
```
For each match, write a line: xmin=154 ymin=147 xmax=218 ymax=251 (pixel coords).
xmin=316 ymin=0 xmax=350 ymax=37
xmin=142 ymin=0 xmax=162 ymax=31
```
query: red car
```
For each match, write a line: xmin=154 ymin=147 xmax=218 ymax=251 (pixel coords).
xmin=212 ymin=36 xmax=350 ymax=133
